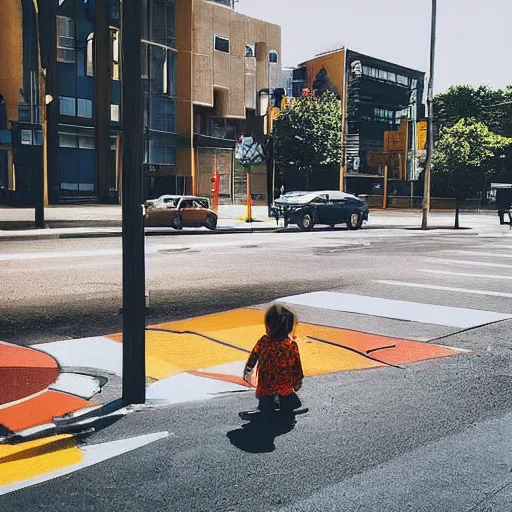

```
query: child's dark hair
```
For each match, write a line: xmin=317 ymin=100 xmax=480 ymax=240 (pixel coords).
xmin=264 ymin=304 xmax=296 ymax=339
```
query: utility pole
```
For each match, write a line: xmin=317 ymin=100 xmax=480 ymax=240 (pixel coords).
xmin=32 ymin=0 xmax=48 ymax=228
xmin=120 ymin=0 xmax=146 ymax=405
xmin=94 ymin=0 xmax=112 ymax=203
xmin=421 ymin=0 xmax=437 ymax=230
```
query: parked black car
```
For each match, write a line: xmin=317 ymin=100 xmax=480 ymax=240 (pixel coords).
xmin=271 ymin=191 xmax=369 ymax=231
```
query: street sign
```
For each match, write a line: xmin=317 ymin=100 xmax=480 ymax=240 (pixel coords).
xmin=367 ymin=151 xmax=400 ymax=167
xmin=235 ymin=136 xmax=266 ymax=169
xmin=417 ymin=121 xmax=428 ymax=150
xmin=384 ymin=123 xmax=407 ymax=152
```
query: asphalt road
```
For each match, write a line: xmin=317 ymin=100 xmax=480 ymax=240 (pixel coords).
xmin=0 ymin=224 xmax=502 ymax=344
xmin=2 ymin=224 xmax=512 ymax=510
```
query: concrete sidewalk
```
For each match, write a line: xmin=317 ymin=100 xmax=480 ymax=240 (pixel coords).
xmin=0 ymin=204 xmax=507 ymax=240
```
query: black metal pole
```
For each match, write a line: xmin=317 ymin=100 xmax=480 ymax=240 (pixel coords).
xmin=33 ymin=0 xmax=45 ymax=228
xmin=94 ymin=0 xmax=112 ymax=203
xmin=121 ymin=0 xmax=146 ymax=405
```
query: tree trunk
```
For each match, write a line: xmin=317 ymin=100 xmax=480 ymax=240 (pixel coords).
xmin=305 ymin=171 xmax=310 ymax=191
xmin=455 ymin=198 xmax=460 ymax=229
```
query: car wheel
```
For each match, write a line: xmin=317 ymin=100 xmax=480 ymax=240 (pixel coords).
xmin=347 ymin=212 xmax=363 ymax=230
xmin=172 ymin=215 xmax=183 ymax=230
xmin=298 ymin=211 xmax=315 ymax=231
xmin=205 ymin=214 xmax=217 ymax=230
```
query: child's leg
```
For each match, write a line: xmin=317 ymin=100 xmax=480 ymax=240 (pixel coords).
xmin=278 ymin=392 xmax=302 ymax=412
xmin=258 ymin=396 xmax=278 ymax=412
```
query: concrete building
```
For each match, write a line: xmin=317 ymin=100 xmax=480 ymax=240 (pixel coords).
xmin=0 ymin=0 xmax=281 ymax=205
xmin=292 ymin=48 xmax=425 ymax=197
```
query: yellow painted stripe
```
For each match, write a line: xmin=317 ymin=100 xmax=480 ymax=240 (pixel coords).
xmin=0 ymin=435 xmax=82 ymax=486
xmin=144 ymin=330 xmax=246 ymax=380
xmin=148 ymin=309 xmax=381 ymax=377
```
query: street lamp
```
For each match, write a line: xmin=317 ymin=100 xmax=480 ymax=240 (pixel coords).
xmin=421 ymin=0 xmax=437 ymax=230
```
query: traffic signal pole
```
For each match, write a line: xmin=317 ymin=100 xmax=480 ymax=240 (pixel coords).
xmin=120 ymin=0 xmax=146 ymax=405
xmin=422 ymin=0 xmax=437 ymax=230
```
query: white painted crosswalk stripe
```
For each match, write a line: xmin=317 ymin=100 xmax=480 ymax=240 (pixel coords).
xmin=419 ymin=269 xmax=512 ymax=281
xmin=442 ymin=250 xmax=512 ymax=259
xmin=279 ymin=291 xmax=512 ymax=329
xmin=427 ymin=258 xmax=512 ymax=269
xmin=375 ymin=280 xmax=512 ymax=299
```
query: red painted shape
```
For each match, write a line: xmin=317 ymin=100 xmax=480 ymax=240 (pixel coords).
xmin=0 ymin=342 xmax=60 ymax=406
xmin=0 ymin=390 xmax=95 ymax=432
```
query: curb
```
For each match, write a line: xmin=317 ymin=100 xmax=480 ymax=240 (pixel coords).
xmin=0 ymin=223 xmax=487 ymax=241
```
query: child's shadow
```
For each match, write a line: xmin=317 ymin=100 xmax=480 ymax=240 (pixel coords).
xmin=227 ymin=412 xmax=299 ymax=453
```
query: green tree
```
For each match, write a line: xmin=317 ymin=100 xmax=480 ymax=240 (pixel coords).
xmin=434 ymin=85 xmax=512 ymax=137
xmin=433 ymin=118 xmax=512 ymax=228
xmin=273 ymin=91 xmax=342 ymax=190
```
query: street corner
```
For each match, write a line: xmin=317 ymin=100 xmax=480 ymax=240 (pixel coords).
xmin=0 ymin=339 xmax=112 ymax=446
xmin=103 ymin=307 xmax=466 ymax=407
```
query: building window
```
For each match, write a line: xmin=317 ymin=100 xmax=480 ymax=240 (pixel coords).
xmin=374 ymin=108 xmax=394 ymax=121
xmin=246 ymin=44 xmax=255 ymax=58
xmin=57 ymin=16 xmax=76 ymax=63
xmin=397 ymin=74 xmax=409 ymax=86
xmin=21 ymin=130 xmax=32 ymax=145
xmin=59 ymin=96 xmax=76 ymax=116
xmin=109 ymin=0 xmax=120 ymax=20
xmin=141 ymin=43 xmax=149 ymax=78
xmin=77 ymin=99 xmax=93 ymax=118
xmin=269 ymin=51 xmax=278 ymax=63
xmin=214 ymin=36 xmax=230 ymax=54
xmin=149 ymin=141 xmax=176 ymax=165
xmin=33 ymin=131 xmax=43 ymax=146
xmin=112 ymin=30 xmax=120 ymax=80
xmin=111 ymin=104 xmax=120 ymax=122
xmin=166 ymin=50 xmax=176 ymax=96
xmin=86 ymin=33 xmax=94 ymax=76
xmin=149 ymin=95 xmax=175 ymax=133
xmin=79 ymin=136 xmax=95 ymax=150
xmin=150 ymin=0 xmax=176 ymax=48
xmin=59 ymin=133 xmax=78 ymax=148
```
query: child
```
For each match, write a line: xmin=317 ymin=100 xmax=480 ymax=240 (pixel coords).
xmin=240 ymin=304 xmax=306 ymax=419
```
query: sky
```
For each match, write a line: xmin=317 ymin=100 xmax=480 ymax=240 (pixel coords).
xmin=237 ymin=0 xmax=511 ymax=93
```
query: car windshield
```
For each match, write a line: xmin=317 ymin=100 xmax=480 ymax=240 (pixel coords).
xmin=277 ymin=191 xmax=359 ymax=204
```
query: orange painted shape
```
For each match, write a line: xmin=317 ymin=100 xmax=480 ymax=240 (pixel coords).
xmin=188 ymin=370 xmax=253 ymax=388
xmin=0 ymin=390 xmax=95 ymax=432
xmin=0 ymin=342 xmax=58 ymax=369
xmin=294 ymin=323 xmax=457 ymax=366
xmin=107 ymin=308 xmax=460 ymax=378
xmin=0 ymin=342 xmax=60 ymax=406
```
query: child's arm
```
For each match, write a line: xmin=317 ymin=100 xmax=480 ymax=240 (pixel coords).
xmin=243 ymin=337 xmax=262 ymax=382
xmin=291 ymin=341 xmax=304 ymax=391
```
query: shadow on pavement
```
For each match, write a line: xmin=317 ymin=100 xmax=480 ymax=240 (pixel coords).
xmin=227 ymin=412 xmax=301 ymax=454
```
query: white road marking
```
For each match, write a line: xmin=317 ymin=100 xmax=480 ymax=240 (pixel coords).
xmin=49 ymin=373 xmax=102 ymax=400
xmin=33 ymin=337 xmax=122 ymax=376
xmin=0 ymin=248 xmax=121 ymax=262
xmin=375 ymin=280 xmax=512 ymax=299
xmin=146 ymin=372 xmax=247 ymax=405
xmin=419 ymin=269 xmax=512 ymax=281
xmin=0 ymin=240 xmax=276 ymax=262
xmin=279 ymin=291 xmax=512 ymax=328
xmin=0 ymin=432 xmax=169 ymax=496
xmin=442 ymin=250 xmax=512 ymax=259
xmin=426 ymin=258 xmax=512 ymax=269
